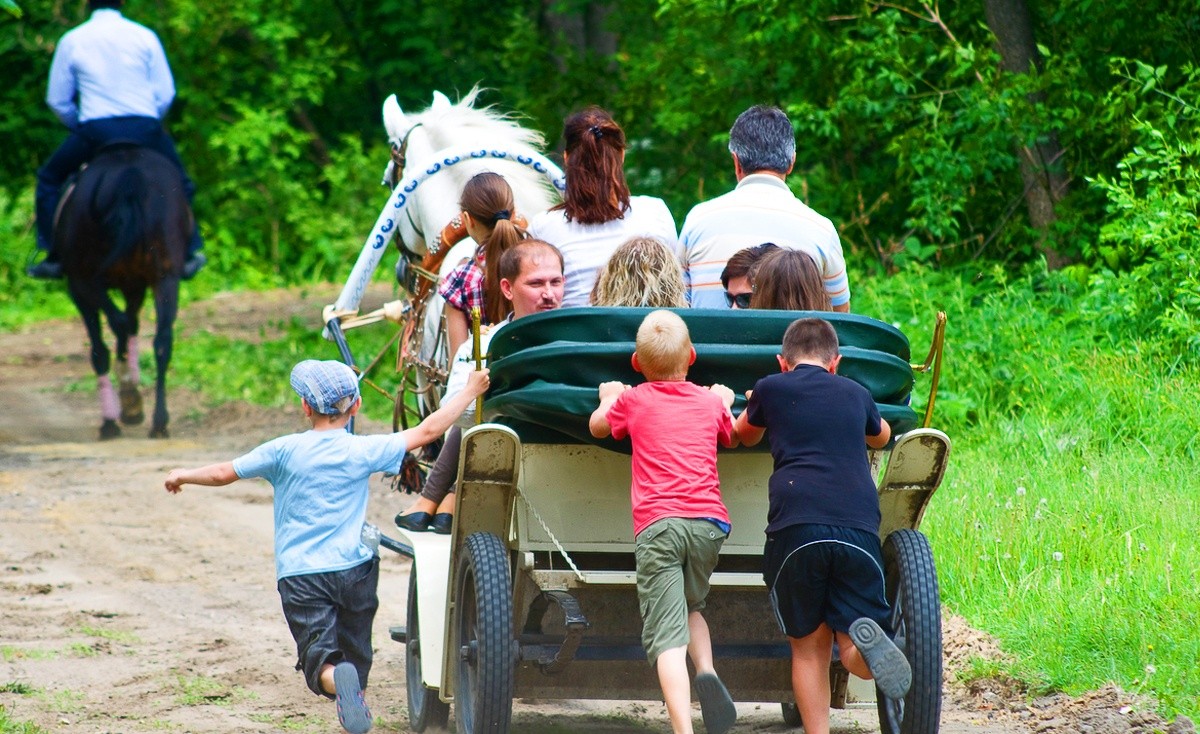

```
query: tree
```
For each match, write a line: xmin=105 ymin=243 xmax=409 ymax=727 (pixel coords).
xmin=983 ymin=0 xmax=1070 ymax=267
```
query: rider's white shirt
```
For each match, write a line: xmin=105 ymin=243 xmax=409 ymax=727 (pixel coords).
xmin=529 ymin=196 xmax=680 ymax=308
xmin=46 ymin=9 xmax=175 ymax=129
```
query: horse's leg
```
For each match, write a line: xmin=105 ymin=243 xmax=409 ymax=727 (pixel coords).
xmin=116 ymin=287 xmax=146 ymax=425
xmin=67 ymin=280 xmax=121 ymax=440
xmin=148 ymin=277 xmax=179 ymax=438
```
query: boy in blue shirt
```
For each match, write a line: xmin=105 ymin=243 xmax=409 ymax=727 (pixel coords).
xmin=734 ymin=318 xmax=909 ymax=734
xmin=165 ymin=359 xmax=488 ymax=734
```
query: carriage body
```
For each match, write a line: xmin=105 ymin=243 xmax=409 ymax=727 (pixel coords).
xmin=390 ymin=308 xmax=950 ymax=734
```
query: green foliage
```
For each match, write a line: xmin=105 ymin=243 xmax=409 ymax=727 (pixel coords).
xmin=0 ymin=704 xmax=47 ymax=734
xmin=855 ymin=263 xmax=1200 ymax=716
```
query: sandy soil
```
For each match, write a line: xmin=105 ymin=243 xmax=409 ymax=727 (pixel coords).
xmin=0 ymin=287 xmax=1184 ymax=734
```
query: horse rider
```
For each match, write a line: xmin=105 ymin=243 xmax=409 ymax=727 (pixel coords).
xmin=29 ymin=0 xmax=206 ymax=281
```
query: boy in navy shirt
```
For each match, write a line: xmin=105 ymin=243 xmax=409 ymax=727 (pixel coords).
xmin=734 ymin=318 xmax=910 ymax=734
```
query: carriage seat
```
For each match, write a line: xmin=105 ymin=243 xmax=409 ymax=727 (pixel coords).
xmin=482 ymin=307 xmax=919 ymax=451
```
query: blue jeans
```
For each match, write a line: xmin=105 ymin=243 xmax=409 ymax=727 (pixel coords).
xmin=35 ymin=115 xmax=202 ymax=255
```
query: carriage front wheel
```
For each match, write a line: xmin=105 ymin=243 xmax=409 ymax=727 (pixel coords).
xmin=454 ymin=531 xmax=515 ymax=734
xmin=877 ymin=528 xmax=943 ymax=734
xmin=406 ymin=565 xmax=450 ymax=731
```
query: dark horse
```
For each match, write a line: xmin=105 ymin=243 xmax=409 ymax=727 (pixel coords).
xmin=57 ymin=144 xmax=190 ymax=439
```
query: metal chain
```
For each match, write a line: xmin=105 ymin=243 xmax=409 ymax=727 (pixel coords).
xmin=516 ymin=488 xmax=584 ymax=582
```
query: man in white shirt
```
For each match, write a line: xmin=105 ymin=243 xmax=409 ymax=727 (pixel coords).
xmin=30 ymin=0 xmax=205 ymax=280
xmin=681 ymin=106 xmax=849 ymax=312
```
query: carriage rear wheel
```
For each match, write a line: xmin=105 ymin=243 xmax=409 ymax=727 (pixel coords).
xmin=454 ymin=531 xmax=515 ymax=734
xmin=876 ymin=528 xmax=942 ymax=734
xmin=406 ymin=566 xmax=450 ymax=731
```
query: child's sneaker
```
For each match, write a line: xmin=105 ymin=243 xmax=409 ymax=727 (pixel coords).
xmin=333 ymin=661 xmax=372 ymax=734
xmin=694 ymin=672 xmax=737 ymax=734
xmin=848 ymin=617 xmax=911 ymax=700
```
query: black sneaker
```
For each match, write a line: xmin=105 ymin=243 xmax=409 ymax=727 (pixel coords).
xmin=181 ymin=252 xmax=207 ymax=280
xmin=27 ymin=259 xmax=63 ymax=280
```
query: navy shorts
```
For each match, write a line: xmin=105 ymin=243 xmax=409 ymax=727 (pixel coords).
xmin=763 ymin=524 xmax=891 ymax=639
xmin=277 ymin=557 xmax=379 ymax=697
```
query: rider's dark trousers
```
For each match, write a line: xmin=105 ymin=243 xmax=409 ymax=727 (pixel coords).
xmin=36 ymin=115 xmax=202 ymax=256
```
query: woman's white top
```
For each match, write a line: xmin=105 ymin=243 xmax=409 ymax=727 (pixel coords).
xmin=529 ymin=195 xmax=679 ymax=307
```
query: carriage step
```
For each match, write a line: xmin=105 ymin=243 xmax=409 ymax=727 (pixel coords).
xmin=389 ymin=625 xmax=407 ymax=643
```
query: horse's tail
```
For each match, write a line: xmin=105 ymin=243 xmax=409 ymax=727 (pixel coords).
xmin=94 ymin=165 xmax=152 ymax=272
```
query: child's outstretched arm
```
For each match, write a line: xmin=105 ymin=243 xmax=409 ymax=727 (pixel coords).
xmin=866 ymin=417 xmax=892 ymax=449
xmin=164 ymin=462 xmax=238 ymax=494
xmin=589 ymin=381 xmax=628 ymax=438
xmin=733 ymin=389 xmax=766 ymax=446
xmin=401 ymin=368 xmax=490 ymax=449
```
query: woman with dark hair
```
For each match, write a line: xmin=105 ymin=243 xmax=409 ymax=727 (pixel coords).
xmin=748 ymin=248 xmax=832 ymax=311
xmin=438 ymin=171 xmax=528 ymax=357
xmin=718 ymin=242 xmax=780 ymax=309
xmin=529 ymin=107 xmax=678 ymax=307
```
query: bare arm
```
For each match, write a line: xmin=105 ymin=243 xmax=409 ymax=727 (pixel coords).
xmin=732 ymin=389 xmax=767 ymax=446
xmin=164 ymin=462 xmax=238 ymax=494
xmin=588 ymin=381 xmax=628 ymax=438
xmin=445 ymin=307 xmax=470 ymax=362
xmin=833 ymin=301 xmax=850 ymax=313
xmin=400 ymin=369 xmax=490 ymax=449
xmin=866 ymin=417 xmax=892 ymax=450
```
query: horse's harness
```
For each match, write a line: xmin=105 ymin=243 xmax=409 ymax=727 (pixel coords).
xmin=389 ymin=123 xmax=429 ymax=248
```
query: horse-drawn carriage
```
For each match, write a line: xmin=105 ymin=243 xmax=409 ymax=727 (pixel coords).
xmin=322 ymin=91 xmax=950 ymax=734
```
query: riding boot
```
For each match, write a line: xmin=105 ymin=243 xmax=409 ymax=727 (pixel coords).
xmin=181 ymin=227 xmax=206 ymax=280
xmin=27 ymin=253 xmax=63 ymax=280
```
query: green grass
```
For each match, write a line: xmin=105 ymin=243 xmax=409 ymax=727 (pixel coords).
xmin=173 ymin=674 xmax=252 ymax=707
xmin=857 ymin=263 xmax=1200 ymax=717
xmin=0 ymin=705 xmax=47 ymax=734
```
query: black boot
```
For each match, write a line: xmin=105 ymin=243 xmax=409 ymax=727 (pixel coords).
xmin=181 ymin=252 xmax=207 ymax=280
xmin=27 ymin=257 xmax=63 ymax=280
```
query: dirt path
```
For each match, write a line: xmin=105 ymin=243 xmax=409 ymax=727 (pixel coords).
xmin=0 ymin=288 xmax=1168 ymax=734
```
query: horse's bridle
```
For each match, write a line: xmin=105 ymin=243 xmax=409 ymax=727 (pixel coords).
xmin=389 ymin=123 xmax=427 ymax=247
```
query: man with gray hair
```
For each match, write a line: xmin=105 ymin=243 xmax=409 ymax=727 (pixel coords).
xmin=680 ymin=105 xmax=849 ymax=312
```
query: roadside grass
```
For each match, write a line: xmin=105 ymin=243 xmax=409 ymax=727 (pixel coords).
xmin=0 ymin=705 xmax=46 ymax=734
xmin=173 ymin=674 xmax=254 ymax=707
xmin=75 ymin=625 xmax=139 ymax=644
xmin=858 ymin=263 xmax=1200 ymax=717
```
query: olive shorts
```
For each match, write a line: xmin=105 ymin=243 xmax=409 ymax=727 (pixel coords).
xmin=634 ymin=517 xmax=727 ymax=664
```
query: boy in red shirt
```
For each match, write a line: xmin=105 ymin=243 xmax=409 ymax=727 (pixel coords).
xmin=589 ymin=309 xmax=738 ymax=734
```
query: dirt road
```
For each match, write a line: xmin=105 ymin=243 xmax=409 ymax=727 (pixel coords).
xmin=0 ymin=288 xmax=1166 ymax=733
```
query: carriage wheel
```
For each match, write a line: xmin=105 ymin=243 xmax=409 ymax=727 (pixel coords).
xmin=406 ymin=566 xmax=450 ymax=731
xmin=876 ymin=529 xmax=942 ymax=734
xmin=454 ymin=531 xmax=514 ymax=734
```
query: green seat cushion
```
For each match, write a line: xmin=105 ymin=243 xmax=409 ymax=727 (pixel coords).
xmin=490 ymin=307 xmax=911 ymax=362
xmin=481 ymin=308 xmax=917 ymax=449
xmin=483 ymin=381 xmax=919 ymax=451
xmin=489 ymin=343 xmax=913 ymax=405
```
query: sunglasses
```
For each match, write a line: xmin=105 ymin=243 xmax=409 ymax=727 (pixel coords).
xmin=724 ymin=291 xmax=752 ymax=309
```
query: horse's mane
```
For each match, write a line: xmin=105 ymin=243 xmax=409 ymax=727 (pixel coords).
xmin=398 ymin=87 xmax=548 ymax=156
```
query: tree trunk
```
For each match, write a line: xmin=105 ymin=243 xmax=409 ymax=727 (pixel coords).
xmin=984 ymin=0 xmax=1070 ymax=268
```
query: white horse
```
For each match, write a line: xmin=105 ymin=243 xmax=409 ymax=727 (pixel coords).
xmin=381 ymin=88 xmax=560 ymax=265
xmin=373 ymin=88 xmax=563 ymax=410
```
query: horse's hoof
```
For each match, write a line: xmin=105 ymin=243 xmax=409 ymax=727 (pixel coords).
xmin=149 ymin=426 xmax=170 ymax=439
xmin=99 ymin=421 xmax=121 ymax=440
xmin=119 ymin=383 xmax=143 ymax=425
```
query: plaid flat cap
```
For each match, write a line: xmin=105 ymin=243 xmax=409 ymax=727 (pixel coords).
xmin=289 ymin=359 xmax=360 ymax=415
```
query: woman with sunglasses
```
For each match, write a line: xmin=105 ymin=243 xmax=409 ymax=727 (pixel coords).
xmin=718 ymin=242 xmax=778 ymax=309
